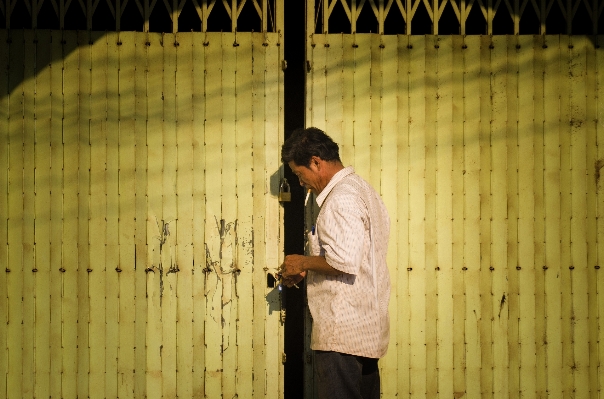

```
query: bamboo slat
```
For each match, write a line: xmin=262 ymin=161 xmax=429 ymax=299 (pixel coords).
xmin=479 ymin=35 xmax=494 ymax=399
xmin=310 ymin=34 xmax=326 ymax=129
xmin=559 ymin=34 xmax=573 ymax=398
xmin=133 ymin=31 xmax=148 ymax=399
xmin=543 ymin=36 xmax=563 ymax=399
xmin=145 ymin=31 xmax=164 ymax=399
xmin=117 ymin=31 xmax=137 ymax=399
xmin=88 ymin=30 xmax=107 ymax=399
xmin=451 ymin=34 xmax=466 ymax=399
xmin=161 ymin=31 xmax=178 ymax=399
xmin=175 ymin=31 xmax=194 ymax=399
xmin=251 ymin=32 xmax=268 ymax=399
xmin=584 ymin=36 xmax=599 ymax=399
xmin=105 ymin=33 xmax=120 ymax=399
xmin=436 ymin=35 xmax=454 ymax=399
xmin=532 ymin=35 xmax=547 ymax=399
xmin=389 ymin=37 xmax=411 ymax=396
xmin=161 ymin=32 xmax=179 ymax=397
xmin=424 ymin=36 xmax=438 ymax=399
xmin=341 ymin=34 xmax=354 ymax=166
xmin=264 ymin=33 xmax=283 ymax=399
xmin=0 ymin=27 xmax=8 ymax=399
xmin=408 ymin=34 xmax=426 ymax=399
xmin=61 ymin=30 xmax=80 ymax=399
xmin=395 ymin=34 xmax=411 ymax=398
xmin=464 ymin=35 xmax=482 ymax=399
xmin=369 ymin=34 xmax=382 ymax=190
xmin=517 ymin=34 xmax=537 ymax=398
xmin=221 ymin=31 xmax=238 ymax=399
xmin=234 ymin=32 xmax=254 ymax=397
xmin=490 ymin=35 xmax=509 ymax=399
xmin=597 ymin=34 xmax=604 ymax=399
xmin=506 ymin=35 xmax=520 ymax=399
xmin=191 ymin=31 xmax=206 ymax=399
xmin=325 ymin=34 xmax=343 ymax=148
xmin=353 ymin=34 xmax=370 ymax=180
xmin=7 ymin=29 xmax=24 ymax=399
xmin=379 ymin=34 xmax=398 ymax=399
xmin=204 ymin=31 xmax=224 ymax=399
xmin=568 ymin=36 xmax=589 ymax=398
xmin=33 ymin=29 xmax=51 ymax=399
xmin=76 ymin=30 xmax=91 ymax=399
xmin=22 ymin=29 xmax=36 ymax=399
xmin=49 ymin=29 xmax=64 ymax=399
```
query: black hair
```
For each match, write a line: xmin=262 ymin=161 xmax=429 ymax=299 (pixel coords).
xmin=281 ymin=127 xmax=341 ymax=167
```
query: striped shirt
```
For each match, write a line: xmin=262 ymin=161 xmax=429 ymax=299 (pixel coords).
xmin=307 ymin=166 xmax=391 ymax=358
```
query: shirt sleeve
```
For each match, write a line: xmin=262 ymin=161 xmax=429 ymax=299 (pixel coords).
xmin=317 ymin=198 xmax=367 ymax=275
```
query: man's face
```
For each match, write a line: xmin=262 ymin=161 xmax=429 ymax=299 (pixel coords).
xmin=288 ymin=159 xmax=321 ymax=194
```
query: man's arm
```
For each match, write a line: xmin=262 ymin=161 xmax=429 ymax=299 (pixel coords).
xmin=279 ymin=254 xmax=342 ymax=287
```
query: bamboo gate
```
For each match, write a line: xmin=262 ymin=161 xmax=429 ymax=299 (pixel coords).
xmin=305 ymin=33 xmax=604 ymax=398
xmin=1 ymin=0 xmax=604 ymax=398
xmin=0 ymin=29 xmax=285 ymax=399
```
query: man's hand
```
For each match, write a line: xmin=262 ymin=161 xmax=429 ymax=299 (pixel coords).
xmin=280 ymin=254 xmax=307 ymax=276
xmin=279 ymin=254 xmax=343 ymax=288
xmin=279 ymin=255 xmax=308 ymax=287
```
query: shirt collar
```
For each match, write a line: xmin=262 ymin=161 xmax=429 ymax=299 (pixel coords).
xmin=316 ymin=166 xmax=355 ymax=207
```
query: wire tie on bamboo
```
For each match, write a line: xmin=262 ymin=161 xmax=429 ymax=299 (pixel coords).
xmin=595 ymin=265 xmax=600 ymax=269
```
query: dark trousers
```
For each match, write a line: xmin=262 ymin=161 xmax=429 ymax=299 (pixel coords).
xmin=314 ymin=351 xmax=380 ymax=399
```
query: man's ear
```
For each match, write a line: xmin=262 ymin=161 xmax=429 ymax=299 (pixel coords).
xmin=310 ymin=156 xmax=322 ymax=170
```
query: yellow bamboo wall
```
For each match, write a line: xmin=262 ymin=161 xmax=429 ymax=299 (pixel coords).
xmin=0 ymin=29 xmax=285 ymax=399
xmin=306 ymin=34 xmax=604 ymax=398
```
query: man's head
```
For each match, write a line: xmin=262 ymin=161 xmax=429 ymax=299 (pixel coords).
xmin=281 ymin=127 xmax=344 ymax=194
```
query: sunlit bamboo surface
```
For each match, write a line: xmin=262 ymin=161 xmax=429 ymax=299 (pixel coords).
xmin=306 ymin=33 xmax=604 ymax=398
xmin=0 ymin=29 xmax=285 ymax=399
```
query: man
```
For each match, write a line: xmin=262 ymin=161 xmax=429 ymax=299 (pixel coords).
xmin=279 ymin=127 xmax=391 ymax=399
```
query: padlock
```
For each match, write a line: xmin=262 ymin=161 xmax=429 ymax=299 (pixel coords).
xmin=279 ymin=178 xmax=291 ymax=202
